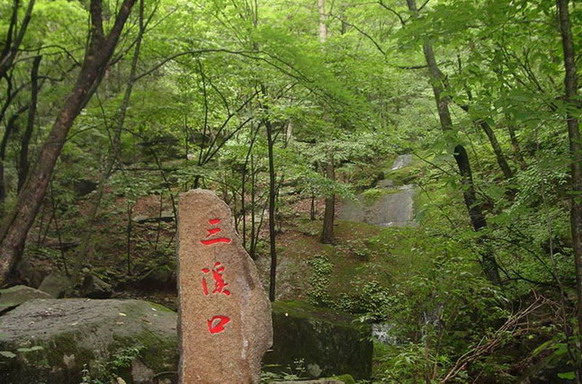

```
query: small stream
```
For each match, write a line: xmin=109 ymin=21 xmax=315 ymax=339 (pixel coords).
xmin=338 ymin=154 xmax=416 ymax=228
xmin=339 ymin=154 xmax=418 ymax=345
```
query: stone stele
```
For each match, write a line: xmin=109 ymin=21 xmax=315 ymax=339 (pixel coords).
xmin=178 ymin=189 xmax=272 ymax=384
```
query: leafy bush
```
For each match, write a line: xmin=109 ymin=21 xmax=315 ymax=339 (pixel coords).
xmin=306 ymin=255 xmax=333 ymax=307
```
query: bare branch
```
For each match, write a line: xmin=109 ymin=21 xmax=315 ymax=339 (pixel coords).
xmin=329 ymin=14 xmax=386 ymax=56
xmin=378 ymin=0 xmax=407 ymax=26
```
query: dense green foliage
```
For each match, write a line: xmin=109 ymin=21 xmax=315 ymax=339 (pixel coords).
xmin=1 ymin=0 xmax=581 ymax=382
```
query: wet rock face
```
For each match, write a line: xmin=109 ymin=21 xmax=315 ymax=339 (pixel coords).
xmin=263 ymin=301 xmax=373 ymax=380
xmin=0 ymin=299 xmax=178 ymax=384
xmin=339 ymin=155 xmax=417 ymax=227
xmin=177 ymin=189 xmax=272 ymax=384
xmin=338 ymin=185 xmax=416 ymax=227
xmin=390 ymin=154 xmax=412 ymax=170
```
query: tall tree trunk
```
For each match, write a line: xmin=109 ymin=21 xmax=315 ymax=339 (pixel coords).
xmin=18 ymin=55 xmax=42 ymax=191
xmin=406 ymin=0 xmax=500 ymax=284
xmin=557 ymin=0 xmax=582 ymax=349
xmin=318 ymin=0 xmax=336 ymax=244
xmin=241 ymin=123 xmax=261 ymax=249
xmin=0 ymin=0 xmax=136 ymax=285
xmin=320 ymin=152 xmax=336 ymax=244
xmin=318 ymin=0 xmax=328 ymax=42
xmin=265 ymin=118 xmax=277 ymax=302
xmin=74 ymin=0 xmax=145 ymax=276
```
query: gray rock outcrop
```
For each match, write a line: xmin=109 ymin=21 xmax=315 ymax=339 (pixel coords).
xmin=0 ymin=299 xmax=178 ymax=384
xmin=38 ymin=273 xmax=73 ymax=298
xmin=0 ymin=285 xmax=51 ymax=312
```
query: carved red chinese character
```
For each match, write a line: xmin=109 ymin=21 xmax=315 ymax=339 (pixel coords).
xmin=207 ymin=315 xmax=231 ymax=334
xmin=200 ymin=218 xmax=232 ymax=245
xmin=201 ymin=261 xmax=231 ymax=296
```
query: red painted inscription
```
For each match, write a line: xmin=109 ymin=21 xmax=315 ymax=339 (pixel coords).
xmin=201 ymin=261 xmax=231 ymax=296
xmin=200 ymin=218 xmax=232 ymax=246
xmin=207 ymin=315 xmax=231 ymax=334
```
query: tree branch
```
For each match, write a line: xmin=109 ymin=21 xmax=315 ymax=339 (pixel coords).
xmin=378 ymin=0 xmax=407 ymax=26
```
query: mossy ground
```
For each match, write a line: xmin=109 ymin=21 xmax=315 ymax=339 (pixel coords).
xmin=274 ymin=213 xmax=460 ymax=303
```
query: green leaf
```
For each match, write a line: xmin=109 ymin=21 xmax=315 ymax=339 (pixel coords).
xmin=558 ymin=372 xmax=576 ymax=380
xmin=0 ymin=351 xmax=16 ymax=358
xmin=17 ymin=346 xmax=44 ymax=353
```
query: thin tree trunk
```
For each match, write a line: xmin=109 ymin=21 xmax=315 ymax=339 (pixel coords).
xmin=0 ymin=0 xmax=36 ymax=80
xmin=18 ymin=55 xmax=42 ymax=191
xmin=497 ymin=65 xmax=527 ymax=170
xmin=478 ymin=119 xmax=513 ymax=179
xmin=310 ymin=193 xmax=316 ymax=221
xmin=556 ymin=0 xmax=582 ymax=353
xmin=406 ymin=0 xmax=500 ymax=284
xmin=266 ymin=117 xmax=277 ymax=302
xmin=0 ymin=0 xmax=136 ymax=285
xmin=0 ymin=105 xmax=28 ymax=205
xmin=154 ymin=192 xmax=163 ymax=251
xmin=49 ymin=184 xmax=68 ymax=275
xmin=460 ymin=74 xmax=513 ymax=180
xmin=126 ymin=202 xmax=133 ymax=275
xmin=241 ymin=123 xmax=261 ymax=249
xmin=241 ymin=165 xmax=247 ymax=248
xmin=507 ymin=122 xmax=527 ymax=170
xmin=320 ymin=152 xmax=336 ymax=244
xmin=250 ymin=154 xmax=257 ymax=258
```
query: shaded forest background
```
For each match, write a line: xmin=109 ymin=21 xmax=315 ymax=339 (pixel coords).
xmin=0 ymin=0 xmax=581 ymax=382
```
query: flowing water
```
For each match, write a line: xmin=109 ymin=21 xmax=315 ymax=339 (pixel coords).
xmin=390 ymin=153 xmax=412 ymax=171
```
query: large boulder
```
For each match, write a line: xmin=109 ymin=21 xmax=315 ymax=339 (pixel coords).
xmin=263 ymin=301 xmax=373 ymax=380
xmin=38 ymin=273 xmax=73 ymax=298
xmin=0 ymin=299 xmax=178 ymax=384
xmin=0 ymin=285 xmax=52 ymax=312
xmin=14 ymin=258 xmax=48 ymax=288
xmin=81 ymin=273 xmax=113 ymax=299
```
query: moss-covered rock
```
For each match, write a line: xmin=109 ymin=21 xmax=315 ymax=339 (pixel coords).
xmin=274 ymin=380 xmax=344 ymax=384
xmin=263 ymin=301 xmax=372 ymax=380
xmin=330 ymin=374 xmax=356 ymax=384
xmin=0 ymin=285 xmax=52 ymax=311
xmin=0 ymin=299 xmax=178 ymax=383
